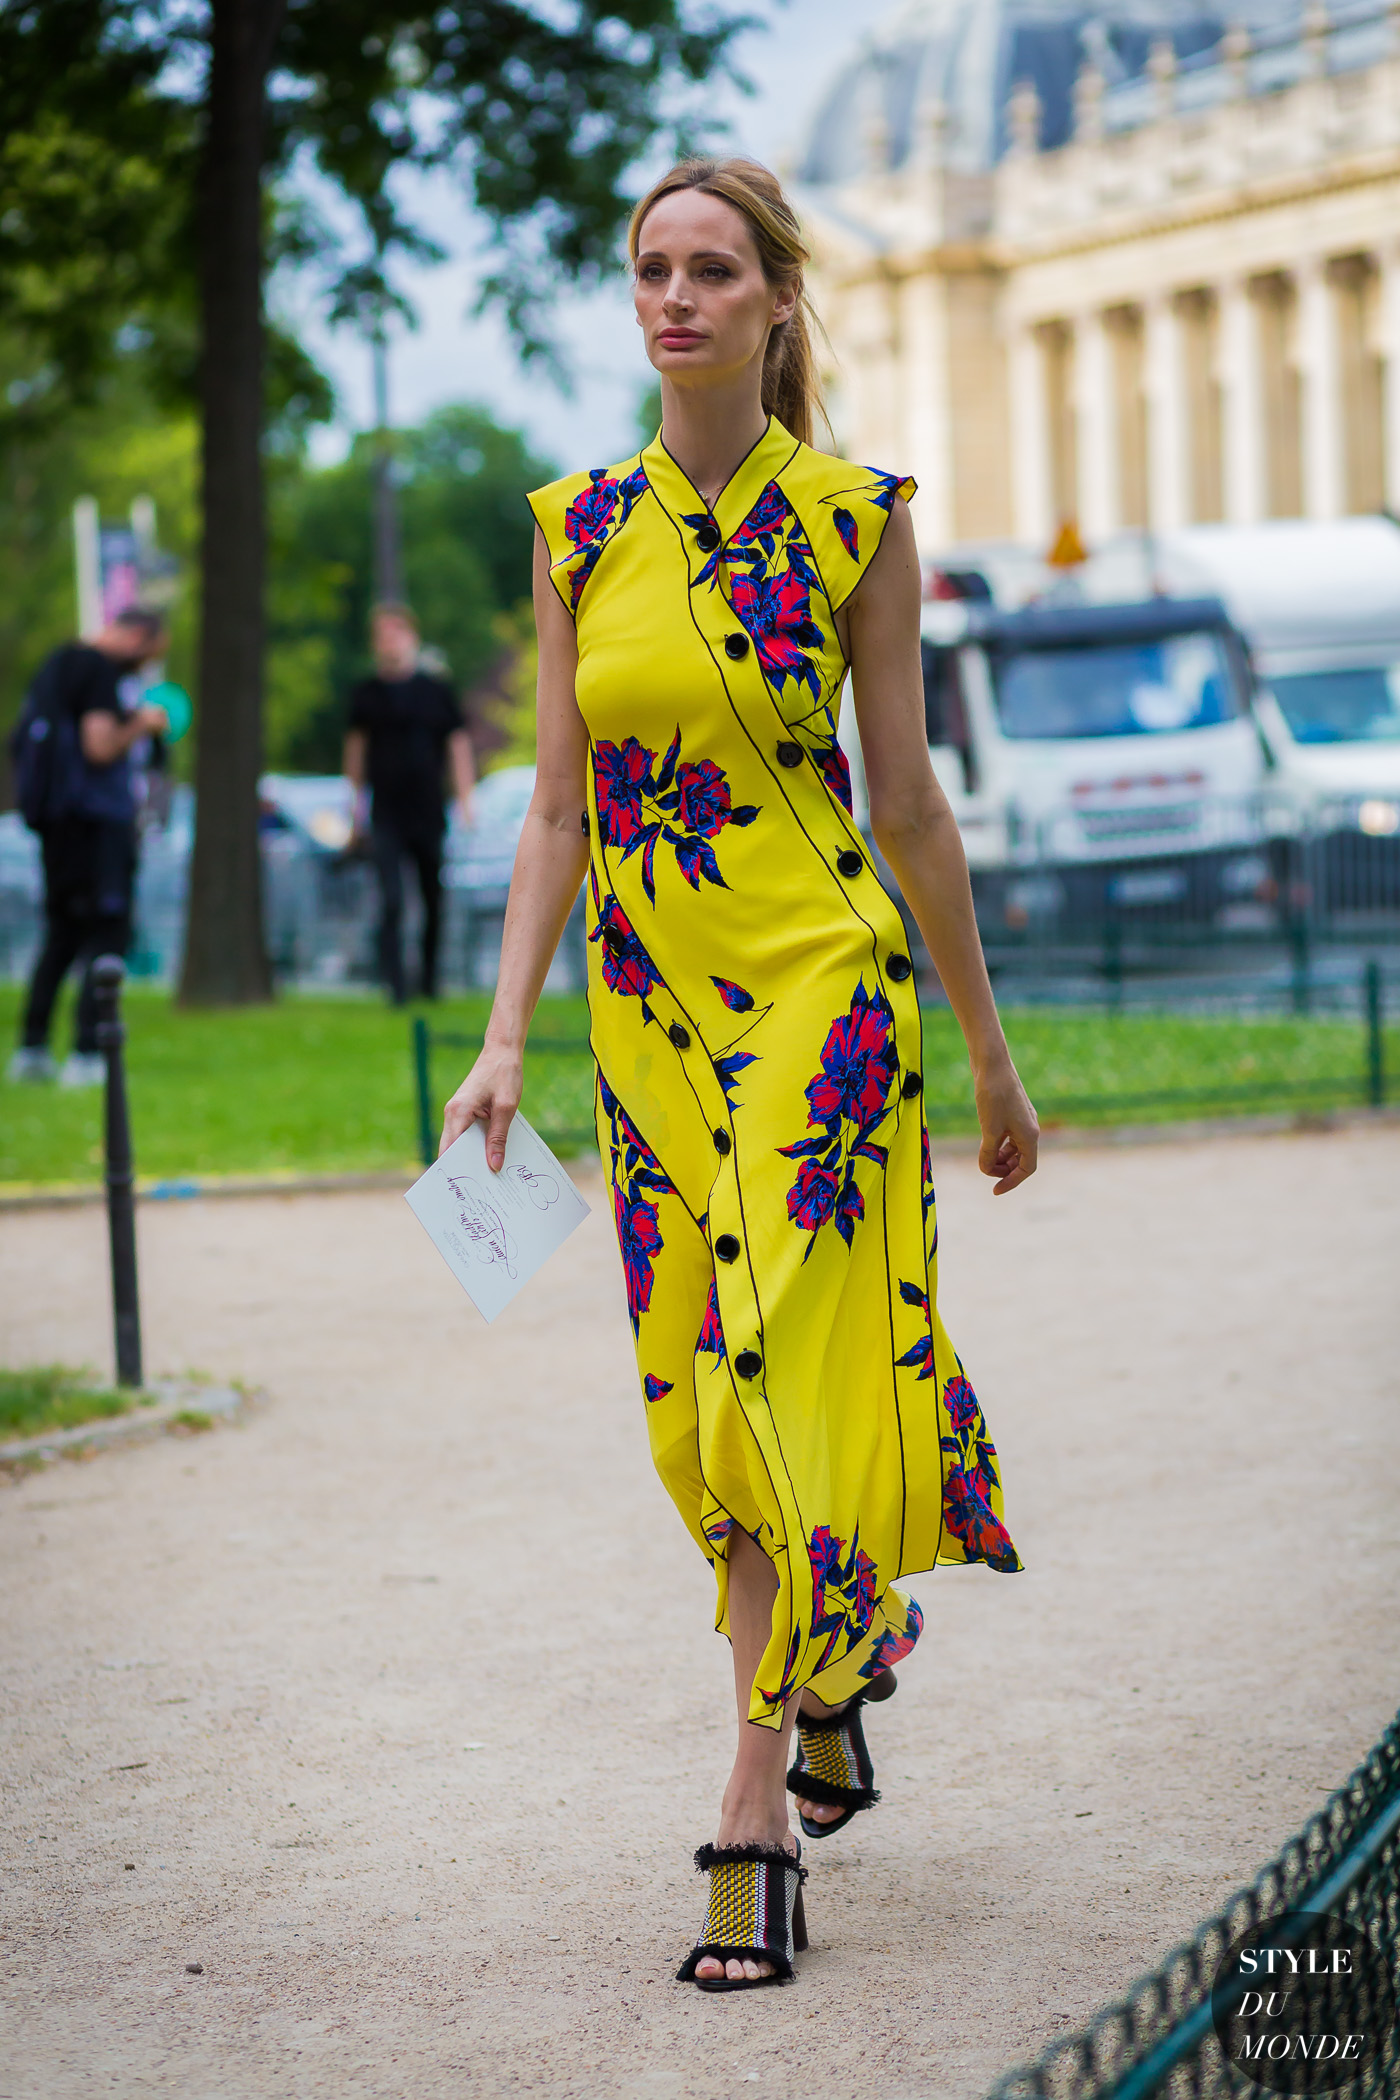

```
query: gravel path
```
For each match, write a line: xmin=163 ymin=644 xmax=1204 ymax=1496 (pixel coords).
xmin=1 ymin=1127 xmax=1397 ymax=2100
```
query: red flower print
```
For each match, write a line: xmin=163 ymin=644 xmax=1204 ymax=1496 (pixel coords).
xmin=674 ymin=760 xmax=731 ymax=839
xmin=861 ymin=1596 xmax=923 ymax=1680
xmin=787 ymin=1160 xmax=838 ymax=1231
xmin=559 ymin=465 xmax=648 ymax=612
xmin=643 ymin=1373 xmax=674 ymax=1403
xmin=779 ymin=982 xmax=897 ymax=1255
xmin=733 ymin=481 xmax=788 ymax=541
xmin=590 ymin=895 xmax=661 ymax=1001
xmin=814 ymin=739 xmax=853 ymax=814
xmin=695 ymin=1276 xmax=725 ymax=1360
xmin=729 ymin=566 xmax=825 ymax=697
xmin=832 ymin=506 xmax=859 ymax=559
xmin=807 ymin=1524 xmax=879 ymax=1667
xmin=942 ymin=1373 xmax=979 ymax=1432
xmin=565 ymin=469 xmax=619 ymax=547
xmin=942 ymin=1460 xmax=1019 ymax=1570
xmin=594 ymin=738 xmax=652 ymax=848
xmin=613 ymin=1183 xmax=662 ymax=1335
xmin=805 ymin=982 xmax=898 ymax=1131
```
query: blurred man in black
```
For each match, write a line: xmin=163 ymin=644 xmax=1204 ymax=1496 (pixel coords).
xmin=344 ymin=604 xmax=475 ymax=1004
xmin=10 ymin=606 xmax=169 ymax=1086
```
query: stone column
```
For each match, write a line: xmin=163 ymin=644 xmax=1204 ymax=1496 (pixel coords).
xmin=1009 ymin=318 xmax=1054 ymax=546
xmin=1296 ymin=256 xmax=1344 ymax=519
xmin=1379 ymin=244 xmax=1400 ymax=515
xmin=1218 ymin=276 xmax=1265 ymax=524
xmin=1143 ymin=294 xmax=1188 ymax=529
xmin=1073 ymin=308 xmax=1118 ymax=539
xmin=899 ymin=272 xmax=953 ymax=551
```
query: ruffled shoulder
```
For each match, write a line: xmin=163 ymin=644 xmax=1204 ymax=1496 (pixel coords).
xmin=784 ymin=451 xmax=916 ymax=612
xmin=527 ymin=455 xmax=650 ymax=618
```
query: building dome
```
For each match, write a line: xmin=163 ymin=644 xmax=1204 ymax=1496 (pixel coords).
xmin=795 ymin=0 xmax=1306 ymax=184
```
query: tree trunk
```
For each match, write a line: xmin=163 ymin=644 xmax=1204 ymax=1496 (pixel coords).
xmin=178 ymin=0 xmax=285 ymax=1005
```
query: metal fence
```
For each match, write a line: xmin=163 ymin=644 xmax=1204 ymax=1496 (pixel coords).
xmin=983 ymin=1700 xmax=1400 ymax=2100
xmin=410 ymin=962 xmax=1392 ymax=1165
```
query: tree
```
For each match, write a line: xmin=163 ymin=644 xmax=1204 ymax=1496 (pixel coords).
xmin=266 ymin=401 xmax=555 ymax=772
xmin=0 ymin=0 xmax=748 ymax=1002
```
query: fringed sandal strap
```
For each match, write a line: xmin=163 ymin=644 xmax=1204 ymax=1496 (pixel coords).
xmin=786 ymin=1700 xmax=880 ymax=1811
xmin=675 ymin=1843 xmax=806 ymax=1984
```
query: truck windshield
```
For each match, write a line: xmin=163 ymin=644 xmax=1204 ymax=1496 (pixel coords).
xmin=991 ymin=633 xmax=1238 ymax=740
xmin=1269 ymin=665 xmax=1400 ymax=743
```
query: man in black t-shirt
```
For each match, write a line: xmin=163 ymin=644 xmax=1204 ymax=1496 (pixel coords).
xmin=10 ymin=606 xmax=169 ymax=1086
xmin=344 ymin=604 xmax=475 ymax=1003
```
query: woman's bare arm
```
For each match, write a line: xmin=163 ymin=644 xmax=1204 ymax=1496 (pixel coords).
xmin=841 ymin=500 xmax=1038 ymax=1194
xmin=439 ymin=528 xmax=591 ymax=1168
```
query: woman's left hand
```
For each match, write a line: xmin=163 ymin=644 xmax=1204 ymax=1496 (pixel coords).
xmin=974 ymin=1063 xmax=1040 ymax=1194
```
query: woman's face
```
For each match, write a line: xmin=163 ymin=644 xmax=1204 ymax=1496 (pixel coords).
xmin=633 ymin=188 xmax=796 ymax=392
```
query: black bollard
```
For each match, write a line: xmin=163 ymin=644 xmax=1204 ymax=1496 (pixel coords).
xmin=91 ymin=956 xmax=143 ymax=1388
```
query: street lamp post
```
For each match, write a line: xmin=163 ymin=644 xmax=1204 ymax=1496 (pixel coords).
xmin=370 ymin=321 xmax=403 ymax=606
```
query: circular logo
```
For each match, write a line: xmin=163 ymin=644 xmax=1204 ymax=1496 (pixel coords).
xmin=1211 ymin=1910 xmax=1397 ymax=2093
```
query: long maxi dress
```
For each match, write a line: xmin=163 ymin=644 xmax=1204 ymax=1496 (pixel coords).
xmin=528 ymin=418 xmax=1021 ymax=1729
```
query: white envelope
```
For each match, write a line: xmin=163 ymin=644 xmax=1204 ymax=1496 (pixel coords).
xmin=404 ymin=1111 xmax=592 ymax=1322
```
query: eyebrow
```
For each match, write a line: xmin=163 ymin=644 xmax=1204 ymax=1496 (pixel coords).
xmin=636 ymin=246 xmax=743 ymax=266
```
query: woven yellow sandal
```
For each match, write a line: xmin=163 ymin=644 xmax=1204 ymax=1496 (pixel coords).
xmin=675 ymin=1841 xmax=808 ymax=1991
xmin=786 ymin=1665 xmax=898 ymax=1840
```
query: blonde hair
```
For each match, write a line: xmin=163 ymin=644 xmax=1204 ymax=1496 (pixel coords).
xmin=627 ymin=157 xmax=827 ymax=450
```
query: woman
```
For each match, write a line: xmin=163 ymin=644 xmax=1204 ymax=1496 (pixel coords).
xmin=442 ymin=158 xmax=1039 ymax=1991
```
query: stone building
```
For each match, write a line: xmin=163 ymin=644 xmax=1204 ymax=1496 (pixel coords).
xmin=796 ymin=0 xmax=1400 ymax=554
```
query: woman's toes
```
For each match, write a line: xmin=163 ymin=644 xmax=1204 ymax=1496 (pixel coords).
xmin=798 ymin=1797 xmax=841 ymax=1824
xmin=696 ymin=1955 xmax=724 ymax=1980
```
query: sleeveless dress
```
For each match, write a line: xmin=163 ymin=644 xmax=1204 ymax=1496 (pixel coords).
xmin=528 ymin=417 xmax=1021 ymax=1730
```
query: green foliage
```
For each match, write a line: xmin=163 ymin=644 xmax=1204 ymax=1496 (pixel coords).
xmin=0 ymin=2 xmax=193 ymax=424
xmin=266 ymin=403 xmax=554 ymax=771
xmin=0 ymin=1364 xmax=139 ymax=1439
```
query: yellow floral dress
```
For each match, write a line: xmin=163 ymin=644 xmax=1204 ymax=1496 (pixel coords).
xmin=528 ymin=417 xmax=1020 ymax=1729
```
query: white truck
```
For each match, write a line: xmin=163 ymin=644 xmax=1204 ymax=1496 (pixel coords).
xmin=843 ymin=564 xmax=1269 ymax=939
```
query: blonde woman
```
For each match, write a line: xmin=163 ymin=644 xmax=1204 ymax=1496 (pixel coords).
xmin=442 ymin=158 xmax=1038 ymax=1990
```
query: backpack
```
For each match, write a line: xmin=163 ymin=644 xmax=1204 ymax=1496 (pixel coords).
xmin=8 ymin=649 xmax=86 ymax=831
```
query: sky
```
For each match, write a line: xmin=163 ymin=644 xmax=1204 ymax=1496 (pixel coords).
xmin=284 ymin=0 xmax=899 ymax=474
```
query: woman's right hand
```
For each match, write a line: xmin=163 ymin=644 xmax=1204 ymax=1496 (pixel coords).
xmin=440 ymin=1043 xmax=524 ymax=1172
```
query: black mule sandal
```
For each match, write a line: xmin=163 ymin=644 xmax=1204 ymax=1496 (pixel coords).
xmin=675 ymin=1841 xmax=808 ymax=1990
xmin=786 ymin=1665 xmax=898 ymax=1841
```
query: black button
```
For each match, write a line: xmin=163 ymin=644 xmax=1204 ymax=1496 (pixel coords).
xmin=603 ymin=926 xmax=625 ymax=955
xmin=776 ymin=741 xmax=803 ymax=768
xmin=734 ymin=1350 xmax=762 ymax=1380
xmin=837 ymin=850 xmax=864 ymax=877
xmin=887 ymin=952 xmax=912 ymax=982
xmin=712 ymin=1128 xmax=731 ymax=1156
xmin=724 ymin=633 xmax=749 ymax=660
xmin=902 ymin=1070 xmax=923 ymax=1099
xmin=668 ymin=1023 xmax=690 ymax=1050
xmin=581 ymin=808 xmax=590 ymax=837
xmin=695 ymin=520 xmax=721 ymax=553
xmin=715 ymin=1233 xmax=741 ymax=1263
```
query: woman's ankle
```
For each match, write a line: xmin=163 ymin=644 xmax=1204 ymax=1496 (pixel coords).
xmin=716 ymin=1786 xmax=792 ymax=1850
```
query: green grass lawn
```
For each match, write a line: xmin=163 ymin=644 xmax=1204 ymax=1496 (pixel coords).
xmin=0 ymin=983 xmax=1389 ymax=1189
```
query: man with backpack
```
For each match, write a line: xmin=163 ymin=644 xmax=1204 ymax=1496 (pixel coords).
xmin=8 ymin=606 xmax=170 ymax=1086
